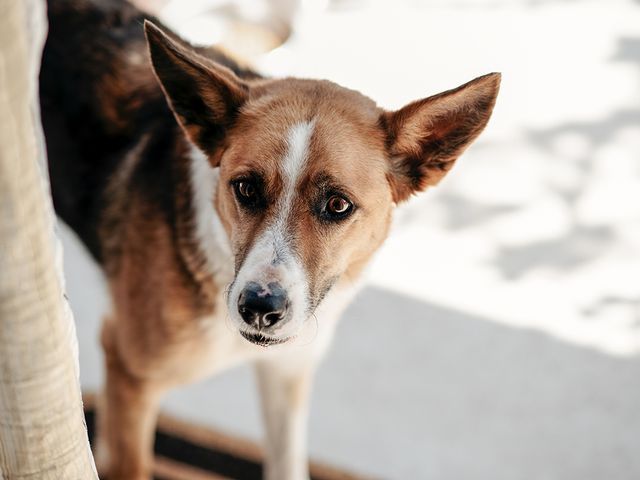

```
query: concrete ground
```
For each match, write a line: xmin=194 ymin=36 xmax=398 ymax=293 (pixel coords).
xmin=62 ymin=0 xmax=640 ymax=478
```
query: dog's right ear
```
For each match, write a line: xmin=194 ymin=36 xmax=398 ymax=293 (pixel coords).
xmin=144 ymin=21 xmax=247 ymax=158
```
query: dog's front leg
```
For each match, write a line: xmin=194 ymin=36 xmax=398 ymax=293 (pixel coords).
xmin=95 ymin=323 xmax=165 ymax=480
xmin=256 ymin=359 xmax=315 ymax=480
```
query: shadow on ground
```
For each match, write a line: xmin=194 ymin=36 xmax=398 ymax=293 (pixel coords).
xmin=312 ymin=286 xmax=640 ymax=479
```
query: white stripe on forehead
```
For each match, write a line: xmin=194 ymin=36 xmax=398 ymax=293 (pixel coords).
xmin=281 ymin=120 xmax=315 ymax=188
xmin=274 ymin=120 xmax=315 ymax=229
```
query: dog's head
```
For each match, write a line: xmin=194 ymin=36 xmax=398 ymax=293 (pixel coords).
xmin=145 ymin=22 xmax=500 ymax=346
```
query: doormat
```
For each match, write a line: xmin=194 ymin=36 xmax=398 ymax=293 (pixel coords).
xmin=83 ymin=393 xmax=369 ymax=480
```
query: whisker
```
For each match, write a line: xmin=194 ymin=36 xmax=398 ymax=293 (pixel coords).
xmin=295 ymin=312 xmax=319 ymax=347
xmin=223 ymin=282 xmax=233 ymax=301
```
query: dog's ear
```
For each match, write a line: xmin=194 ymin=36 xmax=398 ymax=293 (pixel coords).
xmin=381 ymin=73 xmax=500 ymax=203
xmin=144 ymin=21 xmax=247 ymax=157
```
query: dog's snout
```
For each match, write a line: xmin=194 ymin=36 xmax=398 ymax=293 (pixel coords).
xmin=238 ymin=281 xmax=288 ymax=328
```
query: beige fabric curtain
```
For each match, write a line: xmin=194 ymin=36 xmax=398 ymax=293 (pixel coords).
xmin=0 ymin=0 xmax=98 ymax=477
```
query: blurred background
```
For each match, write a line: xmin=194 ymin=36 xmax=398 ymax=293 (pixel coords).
xmin=61 ymin=0 xmax=640 ymax=478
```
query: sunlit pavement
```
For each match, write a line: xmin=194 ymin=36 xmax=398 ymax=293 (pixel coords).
xmin=64 ymin=1 xmax=640 ymax=478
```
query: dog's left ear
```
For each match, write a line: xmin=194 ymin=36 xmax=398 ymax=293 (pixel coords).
xmin=381 ymin=73 xmax=500 ymax=203
xmin=144 ymin=20 xmax=248 ymax=157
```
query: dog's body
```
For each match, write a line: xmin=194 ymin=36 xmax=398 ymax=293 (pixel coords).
xmin=41 ymin=1 xmax=499 ymax=478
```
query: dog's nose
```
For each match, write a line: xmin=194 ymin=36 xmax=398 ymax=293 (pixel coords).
xmin=238 ymin=282 xmax=288 ymax=328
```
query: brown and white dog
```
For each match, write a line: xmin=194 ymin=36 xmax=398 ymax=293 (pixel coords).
xmin=40 ymin=1 xmax=500 ymax=478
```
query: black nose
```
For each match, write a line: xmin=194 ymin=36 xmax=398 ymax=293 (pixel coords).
xmin=238 ymin=282 xmax=288 ymax=328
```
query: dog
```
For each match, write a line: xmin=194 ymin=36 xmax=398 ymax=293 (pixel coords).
xmin=40 ymin=1 xmax=500 ymax=478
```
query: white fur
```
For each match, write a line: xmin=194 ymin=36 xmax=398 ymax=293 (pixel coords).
xmin=189 ymin=145 xmax=234 ymax=285
xmin=280 ymin=120 xmax=315 ymax=206
xmin=272 ymin=120 xmax=316 ymax=254
xmin=256 ymin=362 xmax=311 ymax=480
xmin=227 ymin=121 xmax=315 ymax=338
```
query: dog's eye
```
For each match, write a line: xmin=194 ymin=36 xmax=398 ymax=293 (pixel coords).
xmin=233 ymin=179 xmax=264 ymax=210
xmin=236 ymin=181 xmax=255 ymax=199
xmin=325 ymin=195 xmax=353 ymax=218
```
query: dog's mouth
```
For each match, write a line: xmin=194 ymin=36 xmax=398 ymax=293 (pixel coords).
xmin=240 ymin=330 xmax=291 ymax=347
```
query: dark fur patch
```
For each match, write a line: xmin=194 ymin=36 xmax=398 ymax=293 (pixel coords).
xmin=145 ymin=21 xmax=249 ymax=154
xmin=41 ymin=0 xmax=260 ymax=263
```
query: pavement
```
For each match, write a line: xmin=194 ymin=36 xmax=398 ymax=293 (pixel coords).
xmin=61 ymin=0 xmax=640 ymax=478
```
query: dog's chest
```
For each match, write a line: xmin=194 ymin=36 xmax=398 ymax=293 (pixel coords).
xmin=168 ymin=304 xmax=258 ymax=383
xmin=171 ymin=282 xmax=356 ymax=385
